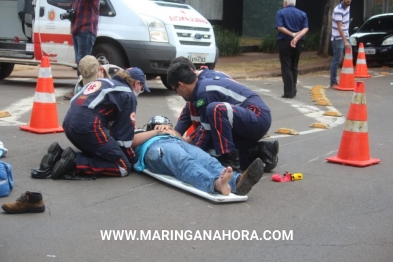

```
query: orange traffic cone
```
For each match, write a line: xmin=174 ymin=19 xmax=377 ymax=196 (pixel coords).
xmin=354 ymin=43 xmax=371 ymax=78
xmin=334 ymin=47 xmax=355 ymax=91
xmin=326 ymin=81 xmax=380 ymax=167
xmin=20 ymin=56 xmax=64 ymax=134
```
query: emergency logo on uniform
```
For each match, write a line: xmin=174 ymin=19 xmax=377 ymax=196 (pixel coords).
xmin=83 ymin=81 xmax=102 ymax=95
xmin=196 ymin=98 xmax=206 ymax=108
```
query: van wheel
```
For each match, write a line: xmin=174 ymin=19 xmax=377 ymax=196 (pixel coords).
xmin=92 ymin=43 xmax=126 ymax=68
xmin=0 ymin=63 xmax=15 ymax=80
xmin=160 ymin=75 xmax=172 ymax=90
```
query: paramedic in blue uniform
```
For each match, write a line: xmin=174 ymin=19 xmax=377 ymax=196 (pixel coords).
xmin=167 ymin=63 xmax=273 ymax=172
xmin=51 ymin=67 xmax=150 ymax=179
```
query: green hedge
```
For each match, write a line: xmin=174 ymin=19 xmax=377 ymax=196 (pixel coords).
xmin=214 ymin=25 xmax=243 ymax=57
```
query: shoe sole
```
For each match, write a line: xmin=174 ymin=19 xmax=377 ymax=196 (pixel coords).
xmin=1 ymin=205 xmax=45 ymax=214
xmin=258 ymin=140 xmax=279 ymax=172
xmin=236 ymin=158 xmax=264 ymax=195
xmin=39 ymin=142 xmax=63 ymax=170
xmin=51 ymin=147 xmax=76 ymax=180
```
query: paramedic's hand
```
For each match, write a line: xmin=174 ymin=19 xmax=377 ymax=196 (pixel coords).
xmin=154 ymin=125 xmax=174 ymax=132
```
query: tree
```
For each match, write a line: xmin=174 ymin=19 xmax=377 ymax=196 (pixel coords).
xmin=318 ymin=0 xmax=340 ymax=57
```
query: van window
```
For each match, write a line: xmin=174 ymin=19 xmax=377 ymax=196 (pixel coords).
xmin=47 ymin=0 xmax=73 ymax=11
xmin=47 ymin=0 xmax=115 ymax=17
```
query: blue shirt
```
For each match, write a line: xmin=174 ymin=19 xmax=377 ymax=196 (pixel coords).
xmin=276 ymin=5 xmax=308 ymax=41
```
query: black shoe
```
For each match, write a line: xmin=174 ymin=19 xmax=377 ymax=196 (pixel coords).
xmin=217 ymin=149 xmax=241 ymax=173
xmin=236 ymin=158 xmax=264 ymax=195
xmin=249 ymin=140 xmax=279 ymax=172
xmin=281 ymin=95 xmax=294 ymax=99
xmin=39 ymin=142 xmax=63 ymax=170
xmin=52 ymin=147 xmax=76 ymax=180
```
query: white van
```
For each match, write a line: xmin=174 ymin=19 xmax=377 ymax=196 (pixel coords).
xmin=0 ymin=0 xmax=218 ymax=89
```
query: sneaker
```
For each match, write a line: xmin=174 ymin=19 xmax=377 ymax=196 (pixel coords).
xmin=2 ymin=191 xmax=45 ymax=214
xmin=236 ymin=158 xmax=264 ymax=195
xmin=217 ymin=149 xmax=241 ymax=173
xmin=249 ymin=140 xmax=279 ymax=172
xmin=39 ymin=142 xmax=63 ymax=171
xmin=52 ymin=147 xmax=76 ymax=180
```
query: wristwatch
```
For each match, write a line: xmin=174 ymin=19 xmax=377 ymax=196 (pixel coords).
xmin=292 ymin=33 xmax=296 ymax=37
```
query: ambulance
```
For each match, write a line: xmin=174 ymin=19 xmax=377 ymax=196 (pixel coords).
xmin=0 ymin=0 xmax=218 ymax=89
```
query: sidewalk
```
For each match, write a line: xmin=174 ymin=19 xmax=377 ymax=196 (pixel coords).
xmin=10 ymin=51 xmax=332 ymax=80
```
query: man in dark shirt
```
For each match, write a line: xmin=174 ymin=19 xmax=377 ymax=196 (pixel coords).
xmin=275 ymin=0 xmax=308 ymax=98
xmin=71 ymin=0 xmax=100 ymax=69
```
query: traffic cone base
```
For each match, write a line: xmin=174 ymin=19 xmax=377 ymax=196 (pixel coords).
xmin=354 ymin=43 xmax=371 ymax=78
xmin=326 ymin=155 xmax=380 ymax=167
xmin=20 ymin=56 xmax=64 ymax=134
xmin=327 ymin=81 xmax=380 ymax=167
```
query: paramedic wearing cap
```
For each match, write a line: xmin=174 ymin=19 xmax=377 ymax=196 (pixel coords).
xmin=55 ymin=67 xmax=150 ymax=178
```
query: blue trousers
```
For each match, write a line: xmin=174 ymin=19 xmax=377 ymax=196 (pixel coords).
xmin=72 ymin=31 xmax=96 ymax=71
xmin=144 ymin=137 xmax=240 ymax=193
xmin=63 ymin=113 xmax=131 ymax=177
xmin=330 ymin=39 xmax=345 ymax=86
xmin=205 ymin=102 xmax=271 ymax=170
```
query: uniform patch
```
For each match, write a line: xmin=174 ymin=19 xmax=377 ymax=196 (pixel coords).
xmin=83 ymin=81 xmax=102 ymax=95
xmin=196 ymin=98 xmax=206 ymax=108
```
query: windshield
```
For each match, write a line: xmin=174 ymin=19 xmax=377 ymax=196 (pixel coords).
xmin=358 ymin=16 xmax=393 ymax=32
xmin=149 ymin=0 xmax=185 ymax=2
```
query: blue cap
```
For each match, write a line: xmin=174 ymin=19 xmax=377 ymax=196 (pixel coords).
xmin=125 ymin=67 xmax=150 ymax=92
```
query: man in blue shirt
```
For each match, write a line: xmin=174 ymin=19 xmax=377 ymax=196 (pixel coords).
xmin=275 ymin=0 xmax=309 ymax=98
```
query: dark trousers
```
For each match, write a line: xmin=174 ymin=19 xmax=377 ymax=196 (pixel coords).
xmin=278 ymin=39 xmax=303 ymax=97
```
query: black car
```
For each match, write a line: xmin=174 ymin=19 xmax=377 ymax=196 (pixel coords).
xmin=350 ymin=13 xmax=393 ymax=64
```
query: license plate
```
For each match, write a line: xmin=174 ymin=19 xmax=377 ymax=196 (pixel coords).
xmin=25 ymin=43 xmax=34 ymax=52
xmin=364 ymin=48 xmax=376 ymax=54
xmin=188 ymin=53 xmax=207 ymax=63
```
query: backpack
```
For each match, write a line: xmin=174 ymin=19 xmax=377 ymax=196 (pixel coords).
xmin=0 ymin=161 xmax=14 ymax=197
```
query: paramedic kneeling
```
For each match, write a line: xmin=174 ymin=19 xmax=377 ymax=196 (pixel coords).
xmin=51 ymin=67 xmax=150 ymax=179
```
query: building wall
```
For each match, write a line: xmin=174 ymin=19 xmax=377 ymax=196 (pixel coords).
xmin=242 ymin=0 xmax=282 ymax=38
xmin=186 ymin=0 xmax=223 ymax=20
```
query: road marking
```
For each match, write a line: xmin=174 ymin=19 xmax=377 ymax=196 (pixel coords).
xmin=0 ymin=88 xmax=69 ymax=126
xmin=166 ymin=84 xmax=345 ymax=138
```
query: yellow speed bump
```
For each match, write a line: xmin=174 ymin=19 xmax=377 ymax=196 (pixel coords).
xmin=323 ymin=111 xmax=343 ymax=117
xmin=0 ymin=111 xmax=11 ymax=118
xmin=275 ymin=128 xmax=299 ymax=135
xmin=315 ymin=100 xmax=333 ymax=106
xmin=309 ymin=122 xmax=331 ymax=129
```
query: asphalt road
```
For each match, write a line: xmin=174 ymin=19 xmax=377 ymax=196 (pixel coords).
xmin=1 ymin=68 xmax=392 ymax=262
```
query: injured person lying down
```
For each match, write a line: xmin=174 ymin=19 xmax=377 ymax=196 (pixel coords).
xmin=132 ymin=116 xmax=265 ymax=196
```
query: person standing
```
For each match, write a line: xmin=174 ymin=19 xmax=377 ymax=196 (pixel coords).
xmin=275 ymin=0 xmax=309 ymax=98
xmin=64 ymin=0 xmax=100 ymax=100
xmin=330 ymin=0 xmax=352 ymax=88
xmin=71 ymin=0 xmax=100 ymax=69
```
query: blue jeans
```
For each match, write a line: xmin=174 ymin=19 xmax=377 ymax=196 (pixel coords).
xmin=144 ymin=137 xmax=240 ymax=193
xmin=72 ymin=31 xmax=96 ymax=65
xmin=330 ymin=39 xmax=345 ymax=85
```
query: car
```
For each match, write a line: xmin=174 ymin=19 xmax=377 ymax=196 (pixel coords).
xmin=350 ymin=13 xmax=393 ymax=65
